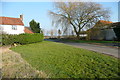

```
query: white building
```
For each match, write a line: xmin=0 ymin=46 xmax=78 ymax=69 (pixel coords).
xmin=87 ymin=20 xmax=117 ymax=40
xmin=0 ymin=15 xmax=25 ymax=34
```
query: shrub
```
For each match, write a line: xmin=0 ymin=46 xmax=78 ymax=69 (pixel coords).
xmin=113 ymin=27 xmax=120 ymax=40
xmin=2 ymin=33 xmax=43 ymax=45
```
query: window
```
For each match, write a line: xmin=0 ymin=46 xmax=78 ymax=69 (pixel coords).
xmin=12 ymin=25 xmax=17 ymax=30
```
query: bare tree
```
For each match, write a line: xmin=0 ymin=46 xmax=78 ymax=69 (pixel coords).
xmin=58 ymin=29 xmax=62 ymax=38
xmin=50 ymin=30 xmax=54 ymax=38
xmin=48 ymin=2 xmax=110 ymax=39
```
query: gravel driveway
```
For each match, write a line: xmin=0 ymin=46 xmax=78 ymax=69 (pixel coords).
xmin=63 ymin=42 xmax=119 ymax=58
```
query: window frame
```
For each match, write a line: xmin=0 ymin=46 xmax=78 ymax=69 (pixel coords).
xmin=12 ymin=25 xmax=17 ymax=30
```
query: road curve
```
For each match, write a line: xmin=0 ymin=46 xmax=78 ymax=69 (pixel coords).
xmin=63 ymin=42 xmax=119 ymax=58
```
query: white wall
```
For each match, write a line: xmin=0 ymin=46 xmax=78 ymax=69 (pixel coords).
xmin=0 ymin=25 xmax=25 ymax=34
xmin=105 ymin=29 xmax=117 ymax=40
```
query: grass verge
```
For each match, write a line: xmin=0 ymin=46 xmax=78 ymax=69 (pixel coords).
xmin=2 ymin=48 xmax=47 ymax=78
xmin=11 ymin=41 xmax=120 ymax=78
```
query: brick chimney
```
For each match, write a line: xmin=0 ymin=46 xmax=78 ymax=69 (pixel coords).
xmin=20 ymin=14 xmax=23 ymax=21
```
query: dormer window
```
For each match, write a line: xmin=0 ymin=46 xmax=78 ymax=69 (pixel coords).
xmin=12 ymin=25 xmax=17 ymax=30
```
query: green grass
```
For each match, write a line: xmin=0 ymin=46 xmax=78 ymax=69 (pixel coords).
xmin=11 ymin=41 xmax=120 ymax=78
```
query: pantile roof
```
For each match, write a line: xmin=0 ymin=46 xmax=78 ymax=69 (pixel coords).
xmin=0 ymin=17 xmax=24 ymax=26
xmin=24 ymin=27 xmax=34 ymax=34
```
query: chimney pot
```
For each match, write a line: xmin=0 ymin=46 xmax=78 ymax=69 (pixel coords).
xmin=20 ymin=14 xmax=23 ymax=21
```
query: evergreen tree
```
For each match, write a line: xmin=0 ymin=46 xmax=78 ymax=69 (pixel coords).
xmin=29 ymin=19 xmax=42 ymax=33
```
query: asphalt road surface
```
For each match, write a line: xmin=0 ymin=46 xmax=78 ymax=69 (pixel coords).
xmin=64 ymin=42 xmax=119 ymax=58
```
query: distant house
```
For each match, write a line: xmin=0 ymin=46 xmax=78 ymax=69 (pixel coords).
xmin=0 ymin=15 xmax=34 ymax=34
xmin=87 ymin=20 xmax=117 ymax=40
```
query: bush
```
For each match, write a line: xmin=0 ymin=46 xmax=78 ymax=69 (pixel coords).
xmin=2 ymin=33 xmax=43 ymax=45
xmin=113 ymin=27 xmax=120 ymax=40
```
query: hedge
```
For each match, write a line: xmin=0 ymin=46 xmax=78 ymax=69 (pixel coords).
xmin=2 ymin=33 xmax=44 ymax=45
xmin=113 ymin=27 xmax=120 ymax=40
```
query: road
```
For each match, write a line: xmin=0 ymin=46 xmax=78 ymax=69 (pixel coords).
xmin=45 ymin=39 xmax=119 ymax=58
xmin=63 ymin=42 xmax=119 ymax=58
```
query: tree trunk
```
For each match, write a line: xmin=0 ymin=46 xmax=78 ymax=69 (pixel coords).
xmin=70 ymin=22 xmax=81 ymax=40
xmin=76 ymin=33 xmax=80 ymax=40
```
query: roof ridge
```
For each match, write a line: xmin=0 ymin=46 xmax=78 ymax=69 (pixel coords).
xmin=0 ymin=16 xmax=20 ymax=19
xmin=99 ymin=20 xmax=113 ymax=23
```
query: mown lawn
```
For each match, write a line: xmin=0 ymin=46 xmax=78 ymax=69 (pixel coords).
xmin=11 ymin=41 xmax=120 ymax=78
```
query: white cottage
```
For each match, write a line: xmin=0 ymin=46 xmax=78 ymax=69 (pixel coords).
xmin=0 ymin=15 xmax=25 ymax=34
